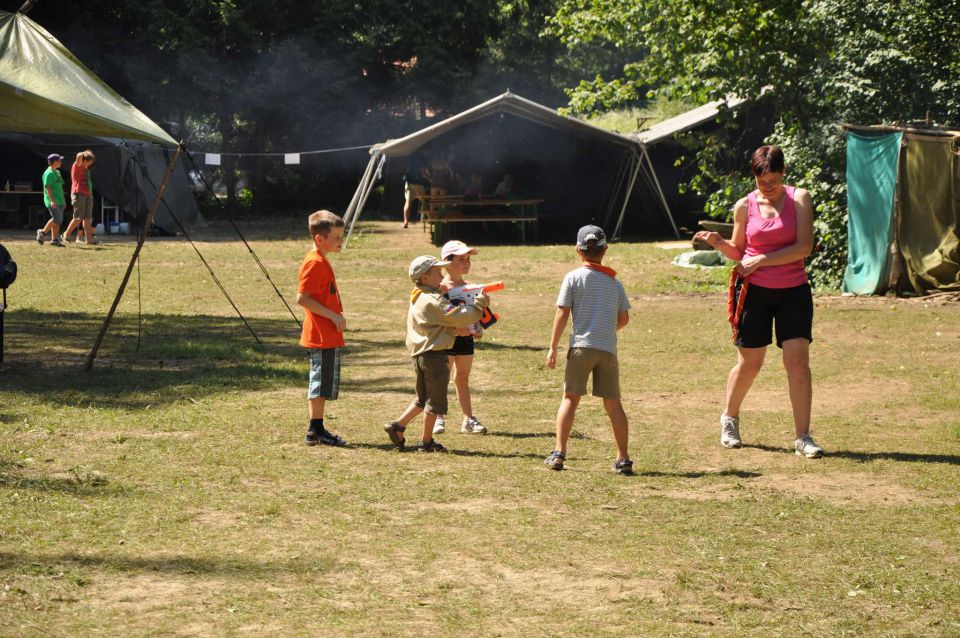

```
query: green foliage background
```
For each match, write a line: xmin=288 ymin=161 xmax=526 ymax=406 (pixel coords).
xmin=549 ymin=0 xmax=960 ymax=287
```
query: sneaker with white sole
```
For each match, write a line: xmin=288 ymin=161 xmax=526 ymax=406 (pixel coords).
xmin=795 ymin=434 xmax=824 ymax=459
xmin=75 ymin=235 xmax=86 ymax=244
xmin=36 ymin=229 xmax=45 ymax=245
xmin=461 ymin=416 xmax=487 ymax=434
xmin=433 ymin=414 xmax=446 ymax=434
xmin=50 ymin=238 xmax=65 ymax=247
xmin=720 ymin=413 xmax=742 ymax=448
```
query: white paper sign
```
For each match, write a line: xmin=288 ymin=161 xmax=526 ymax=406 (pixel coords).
xmin=284 ymin=153 xmax=300 ymax=165
xmin=205 ymin=153 xmax=221 ymax=166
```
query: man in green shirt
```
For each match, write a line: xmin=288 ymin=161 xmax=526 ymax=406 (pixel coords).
xmin=37 ymin=154 xmax=66 ymax=246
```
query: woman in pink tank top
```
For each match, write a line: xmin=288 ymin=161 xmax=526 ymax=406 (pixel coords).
xmin=694 ymin=145 xmax=824 ymax=459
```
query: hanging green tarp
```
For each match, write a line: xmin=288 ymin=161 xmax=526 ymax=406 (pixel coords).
xmin=0 ymin=11 xmax=175 ymax=145
xmin=843 ymin=131 xmax=902 ymax=294
xmin=898 ymin=134 xmax=960 ymax=292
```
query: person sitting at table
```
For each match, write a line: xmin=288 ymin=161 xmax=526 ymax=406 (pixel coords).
xmin=423 ymin=148 xmax=454 ymax=196
xmin=463 ymin=173 xmax=483 ymax=200
xmin=494 ymin=174 xmax=514 ymax=198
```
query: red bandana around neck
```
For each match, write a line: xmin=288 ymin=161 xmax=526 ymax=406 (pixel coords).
xmin=583 ymin=262 xmax=617 ymax=278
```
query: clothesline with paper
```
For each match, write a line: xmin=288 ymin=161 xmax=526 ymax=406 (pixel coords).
xmin=201 ymin=143 xmax=371 ymax=166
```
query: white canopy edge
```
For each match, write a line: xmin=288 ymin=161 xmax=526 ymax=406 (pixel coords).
xmin=371 ymin=91 xmax=639 ymax=158
xmin=634 ymin=96 xmax=745 ymax=145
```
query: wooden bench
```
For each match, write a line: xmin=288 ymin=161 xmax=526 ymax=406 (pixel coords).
xmin=417 ymin=196 xmax=544 ymax=244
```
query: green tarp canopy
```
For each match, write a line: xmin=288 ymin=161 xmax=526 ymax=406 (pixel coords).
xmin=843 ymin=131 xmax=902 ymax=294
xmin=843 ymin=126 xmax=960 ymax=294
xmin=0 ymin=10 xmax=175 ymax=145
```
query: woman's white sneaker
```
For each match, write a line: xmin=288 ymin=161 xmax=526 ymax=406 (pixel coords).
xmin=461 ymin=416 xmax=487 ymax=434
xmin=432 ymin=415 xmax=446 ymax=434
xmin=795 ymin=434 xmax=824 ymax=458
xmin=720 ymin=413 xmax=742 ymax=448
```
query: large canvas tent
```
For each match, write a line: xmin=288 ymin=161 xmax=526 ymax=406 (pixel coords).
xmin=344 ymin=92 xmax=687 ymax=243
xmin=0 ymin=10 xmax=202 ymax=232
xmin=843 ymin=125 xmax=960 ymax=295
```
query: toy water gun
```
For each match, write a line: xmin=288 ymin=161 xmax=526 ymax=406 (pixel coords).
xmin=445 ymin=280 xmax=504 ymax=332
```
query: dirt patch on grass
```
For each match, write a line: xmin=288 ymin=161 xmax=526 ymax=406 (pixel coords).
xmin=755 ymin=471 xmax=955 ymax=506
xmin=413 ymin=497 xmax=519 ymax=515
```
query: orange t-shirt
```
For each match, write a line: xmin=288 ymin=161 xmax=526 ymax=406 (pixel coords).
xmin=298 ymin=250 xmax=345 ymax=349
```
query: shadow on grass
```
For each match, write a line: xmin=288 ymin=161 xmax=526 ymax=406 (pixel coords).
xmin=0 ymin=551 xmax=335 ymax=578
xmin=636 ymin=470 xmax=761 ymax=479
xmin=744 ymin=443 xmax=960 ymax=466
xmin=348 ymin=442 xmax=543 ymax=460
xmin=0 ymin=461 xmax=128 ymax=497
xmin=1 ymin=309 xmax=411 ymax=410
xmin=477 ymin=341 xmax=547 ymax=353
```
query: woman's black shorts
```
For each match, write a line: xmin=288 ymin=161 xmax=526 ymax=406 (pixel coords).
xmin=448 ymin=335 xmax=475 ymax=356
xmin=734 ymin=282 xmax=813 ymax=349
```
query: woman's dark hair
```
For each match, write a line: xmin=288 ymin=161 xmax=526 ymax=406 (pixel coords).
xmin=750 ymin=145 xmax=785 ymax=176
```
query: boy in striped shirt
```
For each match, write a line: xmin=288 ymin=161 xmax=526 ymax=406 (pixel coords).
xmin=545 ymin=225 xmax=633 ymax=474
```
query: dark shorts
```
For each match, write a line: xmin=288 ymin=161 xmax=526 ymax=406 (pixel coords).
xmin=734 ymin=282 xmax=813 ymax=349
xmin=448 ymin=335 xmax=475 ymax=356
xmin=307 ymin=347 xmax=341 ymax=400
xmin=413 ymin=351 xmax=450 ymax=415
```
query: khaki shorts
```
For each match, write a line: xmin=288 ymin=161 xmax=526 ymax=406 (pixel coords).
xmin=413 ymin=351 xmax=450 ymax=414
xmin=71 ymin=193 xmax=93 ymax=220
xmin=564 ymin=347 xmax=621 ymax=399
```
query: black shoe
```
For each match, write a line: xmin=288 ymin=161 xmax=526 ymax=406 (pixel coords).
xmin=416 ymin=439 xmax=447 ymax=453
xmin=612 ymin=458 xmax=634 ymax=475
xmin=305 ymin=429 xmax=348 ymax=447
xmin=383 ymin=421 xmax=406 ymax=451
xmin=544 ymin=450 xmax=565 ymax=471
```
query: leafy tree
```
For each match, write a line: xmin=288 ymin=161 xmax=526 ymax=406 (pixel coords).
xmin=550 ymin=0 xmax=960 ymax=287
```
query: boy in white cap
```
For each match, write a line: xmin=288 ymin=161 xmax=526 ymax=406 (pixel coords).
xmin=384 ymin=255 xmax=488 ymax=452
xmin=433 ymin=239 xmax=488 ymax=435
xmin=545 ymin=225 xmax=633 ymax=474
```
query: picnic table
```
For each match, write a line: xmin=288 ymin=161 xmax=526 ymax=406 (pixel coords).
xmin=417 ymin=195 xmax=544 ymax=245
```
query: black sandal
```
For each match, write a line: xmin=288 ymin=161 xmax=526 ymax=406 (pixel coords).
xmin=383 ymin=421 xmax=406 ymax=451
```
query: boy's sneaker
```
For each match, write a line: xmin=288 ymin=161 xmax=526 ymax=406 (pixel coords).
xmin=76 ymin=235 xmax=86 ymax=244
xmin=36 ymin=229 xmax=45 ymax=245
xmin=305 ymin=429 xmax=348 ymax=447
xmin=461 ymin=416 xmax=487 ymax=434
xmin=795 ymin=434 xmax=824 ymax=459
xmin=384 ymin=421 xmax=406 ymax=451
xmin=416 ymin=439 xmax=447 ymax=453
xmin=720 ymin=413 xmax=742 ymax=449
xmin=50 ymin=238 xmax=65 ymax=247
xmin=544 ymin=450 xmax=565 ymax=471
xmin=89 ymin=237 xmax=100 ymax=245
xmin=433 ymin=414 xmax=446 ymax=434
xmin=612 ymin=458 xmax=634 ymax=475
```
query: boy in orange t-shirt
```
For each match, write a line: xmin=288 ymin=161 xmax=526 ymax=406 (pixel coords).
xmin=297 ymin=210 xmax=348 ymax=447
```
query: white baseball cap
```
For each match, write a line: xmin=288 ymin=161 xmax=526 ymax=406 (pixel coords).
xmin=441 ymin=240 xmax=478 ymax=259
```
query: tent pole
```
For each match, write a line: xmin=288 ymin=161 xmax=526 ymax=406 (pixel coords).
xmin=640 ymin=146 xmax=681 ymax=239
xmin=603 ymin=150 xmax=632 ymax=229
xmin=83 ymin=144 xmax=183 ymax=372
xmin=17 ymin=0 xmax=38 ymax=14
xmin=612 ymin=150 xmax=643 ymax=240
xmin=343 ymin=152 xmax=378 ymax=228
xmin=345 ymin=153 xmax=386 ymax=247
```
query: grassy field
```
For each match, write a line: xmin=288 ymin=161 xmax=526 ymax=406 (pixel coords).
xmin=1 ymin=220 xmax=958 ymax=637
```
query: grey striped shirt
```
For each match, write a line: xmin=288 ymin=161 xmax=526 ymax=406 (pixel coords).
xmin=557 ymin=266 xmax=631 ymax=354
